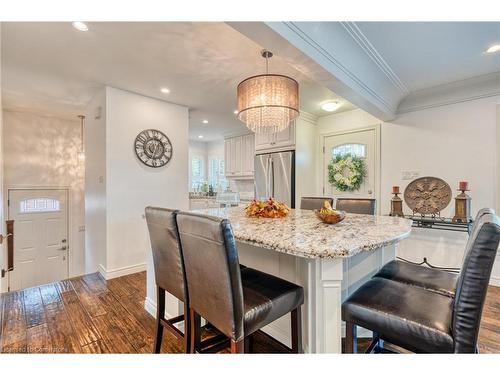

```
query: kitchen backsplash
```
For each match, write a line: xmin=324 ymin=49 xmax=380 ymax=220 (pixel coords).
xmin=229 ymin=179 xmax=254 ymax=200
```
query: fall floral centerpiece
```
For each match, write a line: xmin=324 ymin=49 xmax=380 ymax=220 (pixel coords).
xmin=245 ymin=198 xmax=290 ymax=218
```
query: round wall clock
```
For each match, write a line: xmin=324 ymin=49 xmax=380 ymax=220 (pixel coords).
xmin=134 ymin=129 xmax=173 ymax=168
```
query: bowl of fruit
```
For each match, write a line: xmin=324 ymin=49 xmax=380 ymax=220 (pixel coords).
xmin=315 ymin=200 xmax=346 ymax=224
xmin=245 ymin=198 xmax=290 ymax=218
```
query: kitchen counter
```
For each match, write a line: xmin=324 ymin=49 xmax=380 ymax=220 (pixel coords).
xmin=195 ymin=207 xmax=412 ymax=259
xmin=185 ymin=206 xmax=412 ymax=353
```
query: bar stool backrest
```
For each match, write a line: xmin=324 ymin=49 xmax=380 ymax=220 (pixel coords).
xmin=300 ymin=197 xmax=334 ymax=210
xmin=145 ymin=207 xmax=187 ymax=302
xmin=176 ymin=211 xmax=245 ymax=342
xmin=336 ymin=198 xmax=376 ymax=215
xmin=452 ymin=213 xmax=500 ymax=352
xmin=459 ymin=208 xmax=496 ymax=265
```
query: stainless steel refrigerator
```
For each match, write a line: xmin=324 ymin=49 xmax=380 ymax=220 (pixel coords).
xmin=254 ymin=151 xmax=295 ymax=208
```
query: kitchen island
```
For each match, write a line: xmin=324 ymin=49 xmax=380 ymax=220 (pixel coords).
xmin=194 ymin=207 xmax=412 ymax=353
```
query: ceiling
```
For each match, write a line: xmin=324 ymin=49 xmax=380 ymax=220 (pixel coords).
xmin=355 ymin=22 xmax=500 ymax=92
xmin=1 ymin=22 xmax=355 ymax=142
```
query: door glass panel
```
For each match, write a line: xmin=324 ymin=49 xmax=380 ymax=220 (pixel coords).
xmin=20 ymin=198 xmax=61 ymax=213
xmin=332 ymin=143 xmax=366 ymax=158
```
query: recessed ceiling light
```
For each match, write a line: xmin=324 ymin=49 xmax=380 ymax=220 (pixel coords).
xmin=486 ymin=44 xmax=500 ymax=54
xmin=202 ymin=120 xmax=208 ymax=124
xmin=198 ymin=135 xmax=204 ymax=139
xmin=233 ymin=110 xmax=238 ymax=114
xmin=72 ymin=21 xmax=88 ymax=32
xmin=321 ymin=101 xmax=342 ymax=112
xmin=160 ymin=88 xmax=170 ymax=94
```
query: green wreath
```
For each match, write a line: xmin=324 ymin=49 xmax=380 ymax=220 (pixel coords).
xmin=328 ymin=153 xmax=366 ymax=191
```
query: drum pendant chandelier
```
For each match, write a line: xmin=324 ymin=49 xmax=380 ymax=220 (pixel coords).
xmin=237 ymin=50 xmax=299 ymax=134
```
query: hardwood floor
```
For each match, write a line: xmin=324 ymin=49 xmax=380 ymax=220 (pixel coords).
xmin=0 ymin=272 xmax=499 ymax=354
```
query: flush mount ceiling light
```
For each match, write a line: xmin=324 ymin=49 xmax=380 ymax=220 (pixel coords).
xmin=72 ymin=21 xmax=88 ymax=32
xmin=202 ymin=120 xmax=208 ymax=124
xmin=198 ymin=135 xmax=204 ymax=139
xmin=237 ymin=50 xmax=299 ymax=134
xmin=321 ymin=101 xmax=342 ymax=112
xmin=160 ymin=88 xmax=170 ymax=94
xmin=486 ymin=44 xmax=500 ymax=53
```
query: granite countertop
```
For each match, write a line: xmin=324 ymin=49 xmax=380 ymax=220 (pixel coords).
xmin=192 ymin=207 xmax=412 ymax=259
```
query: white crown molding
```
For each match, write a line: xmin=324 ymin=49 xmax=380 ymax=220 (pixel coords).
xmin=227 ymin=22 xmax=400 ymax=121
xmin=279 ymin=22 xmax=399 ymax=117
xmin=397 ymin=71 xmax=500 ymax=114
xmin=340 ymin=22 xmax=410 ymax=96
xmin=299 ymin=110 xmax=319 ymax=125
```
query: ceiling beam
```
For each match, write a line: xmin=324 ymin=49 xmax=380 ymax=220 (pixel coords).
xmin=227 ymin=21 xmax=408 ymax=121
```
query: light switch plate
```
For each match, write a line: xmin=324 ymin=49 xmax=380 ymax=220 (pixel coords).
xmin=402 ymin=170 xmax=420 ymax=180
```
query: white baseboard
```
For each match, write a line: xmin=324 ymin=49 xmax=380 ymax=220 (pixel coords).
xmin=144 ymin=296 xmax=157 ymax=317
xmin=490 ymin=275 xmax=500 ymax=287
xmin=98 ymin=262 xmax=146 ymax=280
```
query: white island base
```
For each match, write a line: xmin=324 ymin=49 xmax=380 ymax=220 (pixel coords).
xmin=237 ymin=241 xmax=396 ymax=353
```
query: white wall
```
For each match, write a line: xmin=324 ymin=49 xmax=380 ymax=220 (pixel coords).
xmin=3 ymin=110 xmax=86 ymax=277
xmin=316 ymin=97 xmax=500 ymax=281
xmin=84 ymin=89 xmax=107 ymax=273
xmin=85 ymin=87 xmax=189 ymax=313
xmin=105 ymin=86 xmax=189 ymax=280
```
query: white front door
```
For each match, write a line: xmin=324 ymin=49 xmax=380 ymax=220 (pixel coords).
xmin=8 ymin=189 xmax=68 ymax=291
xmin=323 ymin=128 xmax=378 ymax=200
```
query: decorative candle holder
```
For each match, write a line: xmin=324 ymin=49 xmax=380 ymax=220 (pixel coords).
xmin=390 ymin=187 xmax=404 ymax=217
xmin=452 ymin=183 xmax=472 ymax=223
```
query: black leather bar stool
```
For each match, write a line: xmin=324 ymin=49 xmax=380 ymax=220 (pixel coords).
xmin=145 ymin=207 xmax=191 ymax=353
xmin=336 ymin=198 xmax=376 ymax=215
xmin=374 ymin=208 xmax=495 ymax=298
xmin=176 ymin=211 xmax=304 ymax=354
xmin=342 ymin=213 xmax=500 ymax=353
xmin=300 ymin=197 xmax=334 ymax=210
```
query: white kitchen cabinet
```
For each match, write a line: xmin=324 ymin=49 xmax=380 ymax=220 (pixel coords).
xmin=224 ymin=134 xmax=254 ymax=178
xmin=242 ymin=134 xmax=255 ymax=175
xmin=254 ymin=122 xmax=295 ymax=152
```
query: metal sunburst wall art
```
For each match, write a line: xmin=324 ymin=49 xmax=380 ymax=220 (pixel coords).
xmin=403 ymin=176 xmax=452 ymax=217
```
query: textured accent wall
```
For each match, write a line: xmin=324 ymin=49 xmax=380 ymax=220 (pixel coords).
xmin=3 ymin=110 xmax=85 ymax=277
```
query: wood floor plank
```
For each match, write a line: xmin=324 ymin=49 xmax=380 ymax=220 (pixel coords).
xmin=23 ymin=287 xmax=46 ymax=328
xmin=1 ymin=272 xmax=499 ymax=354
xmin=97 ymin=291 xmax=153 ymax=352
xmin=81 ymin=340 xmax=111 ymax=354
xmin=81 ymin=273 xmax=108 ymax=294
xmin=39 ymin=284 xmax=61 ymax=306
xmin=26 ymin=323 xmax=52 ymax=353
xmin=60 ymin=290 xmax=101 ymax=347
xmin=1 ymin=290 xmax=27 ymax=351
xmin=54 ymin=279 xmax=75 ymax=295
xmin=91 ymin=310 xmax=137 ymax=353
xmin=106 ymin=277 xmax=133 ymax=298
xmin=44 ymin=301 xmax=82 ymax=353
xmin=70 ymin=278 xmax=107 ymax=318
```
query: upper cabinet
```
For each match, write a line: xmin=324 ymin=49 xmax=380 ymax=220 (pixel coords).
xmin=254 ymin=122 xmax=295 ymax=152
xmin=224 ymin=133 xmax=254 ymax=179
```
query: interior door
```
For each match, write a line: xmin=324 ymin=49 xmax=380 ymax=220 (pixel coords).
xmin=323 ymin=128 xmax=377 ymax=200
xmin=8 ymin=189 xmax=68 ymax=291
